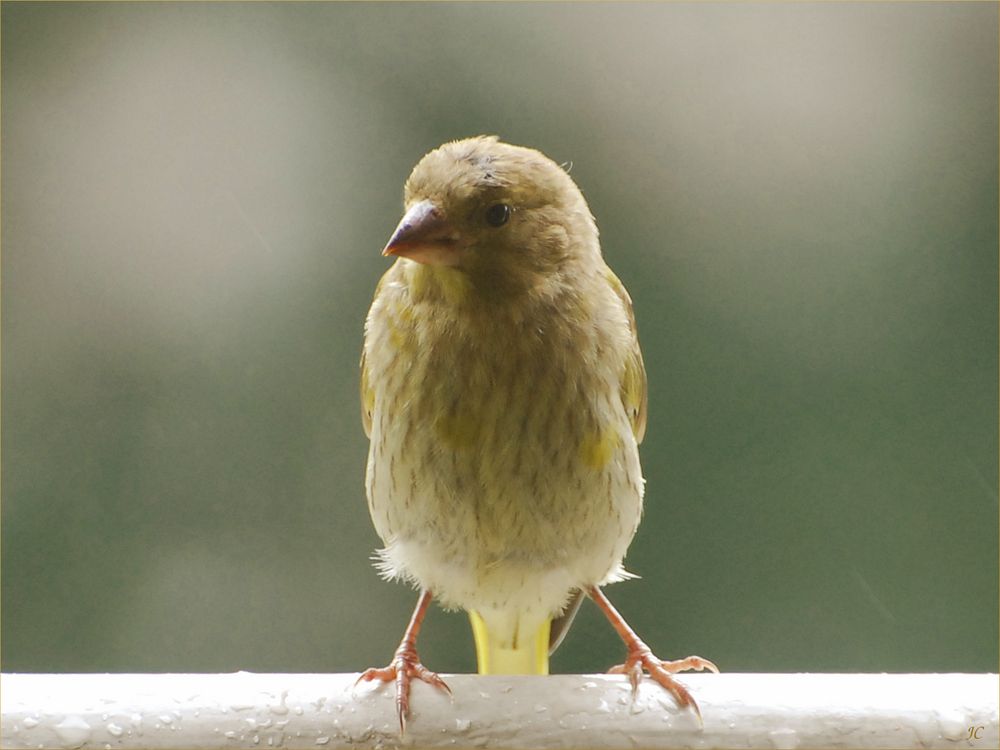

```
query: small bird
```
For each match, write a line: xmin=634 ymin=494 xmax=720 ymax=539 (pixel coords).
xmin=358 ymin=136 xmax=716 ymax=731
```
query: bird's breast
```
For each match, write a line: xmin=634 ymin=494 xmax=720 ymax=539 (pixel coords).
xmin=364 ymin=285 xmax=643 ymax=611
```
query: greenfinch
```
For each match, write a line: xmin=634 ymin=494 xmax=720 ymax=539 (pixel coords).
xmin=358 ymin=136 xmax=716 ymax=730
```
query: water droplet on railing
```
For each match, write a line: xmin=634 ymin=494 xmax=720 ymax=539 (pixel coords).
xmin=54 ymin=716 xmax=92 ymax=749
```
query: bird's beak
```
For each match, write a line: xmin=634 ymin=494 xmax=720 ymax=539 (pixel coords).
xmin=382 ymin=200 xmax=463 ymax=267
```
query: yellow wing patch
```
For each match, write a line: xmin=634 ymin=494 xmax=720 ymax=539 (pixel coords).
xmin=580 ymin=427 xmax=623 ymax=470
xmin=604 ymin=267 xmax=648 ymax=444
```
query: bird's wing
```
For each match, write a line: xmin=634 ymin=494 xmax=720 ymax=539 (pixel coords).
xmin=361 ymin=269 xmax=397 ymax=439
xmin=605 ymin=267 xmax=648 ymax=444
xmin=545 ymin=269 xmax=648 ymax=658
xmin=360 ymin=347 xmax=374 ymax=438
xmin=547 ymin=588 xmax=585 ymax=654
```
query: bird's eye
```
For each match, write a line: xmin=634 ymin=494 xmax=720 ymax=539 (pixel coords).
xmin=485 ymin=203 xmax=511 ymax=227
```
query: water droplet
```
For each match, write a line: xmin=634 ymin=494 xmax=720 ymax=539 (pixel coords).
xmin=23 ymin=717 xmax=39 ymax=729
xmin=937 ymin=710 xmax=967 ymax=740
xmin=106 ymin=723 xmax=124 ymax=737
xmin=54 ymin=716 xmax=92 ymax=749
xmin=315 ymin=736 xmax=331 ymax=745
xmin=269 ymin=690 xmax=290 ymax=715
xmin=454 ymin=719 xmax=472 ymax=732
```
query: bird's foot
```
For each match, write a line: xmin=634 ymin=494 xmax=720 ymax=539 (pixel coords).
xmin=354 ymin=590 xmax=450 ymax=734
xmin=608 ymin=646 xmax=718 ymax=715
xmin=587 ymin=586 xmax=717 ymax=724
xmin=356 ymin=644 xmax=451 ymax=734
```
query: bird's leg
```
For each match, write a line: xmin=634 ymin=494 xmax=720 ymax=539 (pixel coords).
xmin=356 ymin=589 xmax=451 ymax=733
xmin=587 ymin=586 xmax=718 ymax=721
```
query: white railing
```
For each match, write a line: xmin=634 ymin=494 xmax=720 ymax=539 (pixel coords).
xmin=1 ymin=672 xmax=997 ymax=749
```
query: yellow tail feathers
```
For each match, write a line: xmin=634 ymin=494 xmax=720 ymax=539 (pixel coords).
xmin=469 ymin=612 xmax=550 ymax=675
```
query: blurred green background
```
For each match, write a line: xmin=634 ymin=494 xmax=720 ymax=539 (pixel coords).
xmin=2 ymin=2 xmax=997 ymax=675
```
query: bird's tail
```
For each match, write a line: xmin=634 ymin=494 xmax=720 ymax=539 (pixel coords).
xmin=469 ymin=611 xmax=550 ymax=675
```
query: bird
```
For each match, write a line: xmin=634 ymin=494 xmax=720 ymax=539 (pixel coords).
xmin=357 ymin=136 xmax=717 ymax=731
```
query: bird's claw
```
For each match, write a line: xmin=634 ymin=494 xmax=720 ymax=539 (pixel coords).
xmin=607 ymin=647 xmax=718 ymax=723
xmin=356 ymin=647 xmax=451 ymax=734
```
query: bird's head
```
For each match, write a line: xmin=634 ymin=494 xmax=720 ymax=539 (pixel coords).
xmin=382 ymin=136 xmax=600 ymax=294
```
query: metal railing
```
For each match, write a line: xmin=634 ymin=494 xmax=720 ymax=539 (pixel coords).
xmin=2 ymin=672 xmax=997 ymax=749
